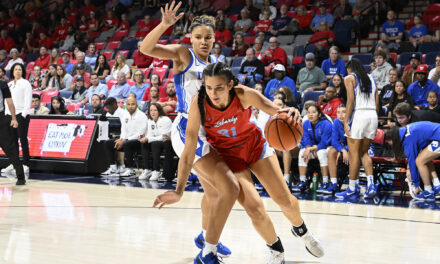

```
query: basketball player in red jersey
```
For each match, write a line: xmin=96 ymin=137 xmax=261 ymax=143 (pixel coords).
xmin=154 ymin=62 xmax=324 ymax=261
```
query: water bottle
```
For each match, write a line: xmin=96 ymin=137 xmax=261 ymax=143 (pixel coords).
xmin=312 ymin=172 xmax=318 ymax=192
xmin=78 ymin=105 xmax=84 ymax=116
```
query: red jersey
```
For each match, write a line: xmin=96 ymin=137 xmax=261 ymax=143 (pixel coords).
xmin=254 ymin=20 xmax=272 ymax=32
xmin=53 ymin=25 xmax=69 ymax=41
xmin=310 ymin=30 xmax=336 ymax=48
xmin=35 ymin=54 xmax=50 ymax=69
xmin=215 ymin=29 xmax=232 ymax=46
xmin=318 ymin=97 xmax=343 ymax=119
xmin=261 ymin=47 xmax=288 ymax=67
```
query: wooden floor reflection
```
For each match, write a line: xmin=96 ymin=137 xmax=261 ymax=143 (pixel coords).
xmin=0 ymin=177 xmax=439 ymax=264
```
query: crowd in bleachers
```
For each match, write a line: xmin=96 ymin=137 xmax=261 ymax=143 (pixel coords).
xmin=1 ymin=0 xmax=440 ymax=196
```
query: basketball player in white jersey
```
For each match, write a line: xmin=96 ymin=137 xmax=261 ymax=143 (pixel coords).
xmin=335 ymin=59 xmax=379 ymax=199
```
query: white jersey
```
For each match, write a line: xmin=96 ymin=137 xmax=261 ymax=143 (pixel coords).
xmin=174 ymin=48 xmax=207 ymax=113
xmin=352 ymin=73 xmax=377 ymax=111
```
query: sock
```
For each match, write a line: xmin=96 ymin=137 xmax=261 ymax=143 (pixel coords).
xmin=331 ymin=178 xmax=337 ymax=184
xmin=284 ymin=173 xmax=290 ymax=183
xmin=356 ymin=179 xmax=360 ymax=185
xmin=367 ymin=175 xmax=374 ymax=186
xmin=267 ymin=237 xmax=284 ymax=253
xmin=425 ymin=185 xmax=433 ymax=193
xmin=433 ymin=178 xmax=440 ymax=187
xmin=292 ymin=221 xmax=308 ymax=237
xmin=349 ymin=179 xmax=357 ymax=191
xmin=300 ymin=175 xmax=306 ymax=182
xmin=322 ymin=176 xmax=329 ymax=183
xmin=202 ymin=242 xmax=217 ymax=257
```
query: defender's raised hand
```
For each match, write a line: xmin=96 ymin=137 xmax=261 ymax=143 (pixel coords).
xmin=160 ymin=1 xmax=185 ymax=27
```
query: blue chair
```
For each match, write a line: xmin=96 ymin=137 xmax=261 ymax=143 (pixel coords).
xmin=59 ymin=90 xmax=73 ymax=99
xmin=397 ymin=52 xmax=422 ymax=67
xmin=333 ymin=28 xmax=352 ymax=52
xmin=120 ymin=38 xmax=138 ymax=50
xmin=424 ymin=52 xmax=440 ymax=67
xmin=418 ymin=42 xmax=440 ymax=54
xmin=222 ymin=47 xmax=232 ymax=57
xmin=231 ymin=66 xmax=241 ymax=76
xmin=294 ymin=45 xmax=305 ymax=57
xmin=231 ymin=56 xmax=244 ymax=67
xmin=303 ymin=91 xmax=324 ymax=103
xmin=352 ymin=54 xmax=373 ymax=65
xmin=363 ymin=64 xmax=371 ymax=73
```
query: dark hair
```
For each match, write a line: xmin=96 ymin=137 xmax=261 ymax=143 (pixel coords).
xmin=389 ymin=80 xmax=408 ymax=109
xmin=32 ymin=94 xmax=41 ymax=100
xmin=150 ymin=73 xmax=162 ymax=86
xmin=189 ymin=15 xmax=216 ymax=32
xmin=331 ymin=73 xmax=347 ymax=103
xmin=10 ymin=63 xmax=26 ymax=79
xmin=91 ymin=94 xmax=101 ymax=101
xmin=147 ymin=102 xmax=167 ymax=119
xmin=374 ymin=50 xmax=387 ymax=59
xmin=49 ymin=96 xmax=68 ymax=114
xmin=346 ymin=58 xmax=372 ymax=98
xmin=273 ymin=91 xmax=286 ymax=101
xmin=427 ymin=90 xmax=439 ymax=99
xmin=306 ymin=104 xmax=324 ymax=119
xmin=198 ymin=62 xmax=239 ymax=125
xmin=387 ymin=126 xmax=404 ymax=159
xmin=95 ymin=54 xmax=110 ymax=71
xmin=104 ymin=97 xmax=117 ymax=106
xmin=90 ymin=73 xmax=98 ymax=78
xmin=393 ymin=102 xmax=412 ymax=117
xmin=337 ymin=103 xmax=346 ymax=108
xmin=0 ymin=67 xmax=5 ymax=74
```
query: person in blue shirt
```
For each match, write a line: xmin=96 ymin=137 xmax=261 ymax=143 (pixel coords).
xmin=292 ymin=105 xmax=332 ymax=192
xmin=321 ymin=46 xmax=347 ymax=81
xmin=129 ymin=69 xmax=149 ymax=104
xmin=83 ymin=73 xmax=108 ymax=105
xmin=269 ymin=4 xmax=291 ymax=36
xmin=408 ymin=64 xmax=440 ymax=108
xmin=85 ymin=43 xmax=98 ymax=68
xmin=311 ymin=2 xmax=334 ymax=31
xmin=388 ymin=122 xmax=440 ymax=201
xmin=380 ymin=10 xmax=404 ymax=43
xmin=264 ymin=64 xmax=296 ymax=101
xmin=61 ymin=52 xmax=74 ymax=75
xmin=409 ymin=15 xmax=431 ymax=47
xmin=108 ymin=72 xmax=130 ymax=102
xmin=320 ymin=104 xmax=347 ymax=195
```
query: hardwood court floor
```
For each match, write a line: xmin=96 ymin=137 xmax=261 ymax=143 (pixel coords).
xmin=0 ymin=177 xmax=439 ymax=264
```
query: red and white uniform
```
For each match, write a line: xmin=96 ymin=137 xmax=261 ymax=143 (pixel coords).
xmin=203 ymin=94 xmax=273 ymax=172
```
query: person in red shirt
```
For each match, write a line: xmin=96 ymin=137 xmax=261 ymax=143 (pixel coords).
xmin=276 ymin=0 xmax=293 ymax=9
xmin=21 ymin=32 xmax=37 ymax=55
xmin=308 ymin=21 xmax=335 ymax=50
xmin=101 ymin=10 xmax=120 ymax=31
xmin=133 ymin=41 xmax=153 ymax=68
xmin=31 ymin=21 xmax=47 ymax=40
xmin=35 ymin=45 xmax=50 ymax=70
xmin=78 ymin=15 xmax=89 ymax=32
xmin=71 ymin=64 xmax=91 ymax=89
xmin=87 ymin=11 xmax=99 ymax=32
xmin=64 ymin=7 xmax=77 ymax=26
xmin=136 ymin=15 xmax=157 ymax=39
xmin=52 ymin=18 xmax=69 ymax=43
xmin=5 ymin=9 xmax=21 ymax=31
xmin=293 ymin=5 xmax=313 ymax=34
xmin=253 ymin=9 xmax=272 ymax=34
xmin=158 ymin=81 xmax=178 ymax=116
xmin=260 ymin=37 xmax=288 ymax=68
xmin=117 ymin=13 xmax=130 ymax=31
xmin=25 ymin=2 xmax=42 ymax=22
xmin=151 ymin=57 xmax=170 ymax=68
xmin=317 ymin=86 xmax=343 ymax=119
xmin=293 ymin=0 xmax=310 ymax=7
xmin=69 ymin=1 xmax=80 ymax=17
xmin=215 ymin=20 xmax=232 ymax=47
xmin=81 ymin=0 xmax=96 ymax=17
xmin=38 ymin=32 xmax=53 ymax=49
xmin=0 ymin=29 xmax=15 ymax=52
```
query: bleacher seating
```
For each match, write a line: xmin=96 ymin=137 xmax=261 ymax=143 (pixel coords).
xmin=41 ymin=91 xmax=59 ymax=104
xmin=108 ymin=41 xmax=121 ymax=50
xmin=352 ymin=54 xmax=373 ymax=65
xmin=397 ymin=52 xmax=422 ymax=67
xmin=102 ymin=50 xmax=114 ymax=60
xmin=231 ymin=57 xmax=244 ymax=67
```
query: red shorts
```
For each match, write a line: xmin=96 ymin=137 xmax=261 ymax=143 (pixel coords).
xmin=214 ymin=131 xmax=272 ymax=172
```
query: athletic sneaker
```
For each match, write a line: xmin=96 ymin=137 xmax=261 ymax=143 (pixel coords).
xmin=291 ymin=181 xmax=307 ymax=192
xmin=101 ymin=165 xmax=118 ymax=175
xmin=316 ymin=183 xmax=329 ymax=194
xmin=120 ymin=168 xmax=135 ymax=177
xmin=433 ymin=185 xmax=440 ymax=199
xmin=194 ymin=251 xmax=223 ymax=264
xmin=291 ymin=228 xmax=324 ymax=258
xmin=413 ymin=190 xmax=435 ymax=201
xmin=268 ymin=249 xmax=285 ymax=264
xmin=118 ymin=165 xmax=126 ymax=174
xmin=406 ymin=179 xmax=419 ymax=199
xmin=138 ymin=169 xmax=152 ymax=180
xmin=321 ymin=183 xmax=339 ymax=195
xmin=1 ymin=164 xmax=15 ymax=174
xmin=194 ymin=232 xmax=231 ymax=258
xmin=363 ymin=184 xmax=377 ymax=199
xmin=335 ymin=185 xmax=360 ymax=199
xmin=16 ymin=179 xmax=26 ymax=185
xmin=149 ymin=171 xmax=162 ymax=181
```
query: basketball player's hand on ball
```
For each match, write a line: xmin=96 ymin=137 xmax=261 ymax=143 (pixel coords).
xmin=278 ymin=107 xmax=302 ymax=125
xmin=161 ymin=1 xmax=184 ymax=27
xmin=153 ymin=191 xmax=182 ymax=209
xmin=10 ymin=119 xmax=18 ymax=128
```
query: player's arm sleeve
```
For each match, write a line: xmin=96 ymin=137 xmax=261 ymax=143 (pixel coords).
xmin=405 ymin=142 xmax=421 ymax=187
xmin=22 ymin=80 xmax=33 ymax=117
xmin=331 ymin=122 xmax=343 ymax=152
xmin=317 ymin=121 xmax=332 ymax=150
xmin=302 ymin=121 xmax=313 ymax=147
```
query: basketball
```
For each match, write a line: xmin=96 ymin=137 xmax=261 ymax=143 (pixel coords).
xmin=264 ymin=112 xmax=303 ymax=151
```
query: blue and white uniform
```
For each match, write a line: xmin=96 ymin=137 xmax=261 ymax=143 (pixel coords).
xmin=399 ymin=121 xmax=440 ymax=187
xmin=347 ymin=73 xmax=378 ymax=140
xmin=298 ymin=117 xmax=332 ymax=167
xmin=171 ymin=48 xmax=211 ymax=161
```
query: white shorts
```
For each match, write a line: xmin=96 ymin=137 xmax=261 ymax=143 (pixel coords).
xmin=347 ymin=110 xmax=378 ymax=140
xmin=428 ymin=141 xmax=440 ymax=153
xmin=298 ymin=147 xmax=329 ymax=167
xmin=171 ymin=113 xmax=211 ymax=163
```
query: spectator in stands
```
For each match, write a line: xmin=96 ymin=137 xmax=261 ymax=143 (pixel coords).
xmin=380 ymin=10 xmax=404 ymax=47
xmin=56 ymin=65 xmax=73 ymax=92
xmin=87 ymin=11 xmax=99 ymax=37
xmin=52 ymin=18 xmax=69 ymax=44
xmin=215 ymin=9 xmax=233 ymax=30
xmin=428 ymin=54 xmax=440 ymax=87
xmin=331 ymin=73 xmax=347 ymax=103
xmin=215 ymin=20 xmax=232 ymax=47
xmin=31 ymin=94 xmax=49 ymax=115
xmin=108 ymin=71 xmax=130 ymax=103
xmin=308 ymin=21 xmax=335 ymax=62
xmin=321 ymin=46 xmax=346 ymax=81
xmin=332 ymin=0 xmax=353 ymax=21
xmin=260 ymin=37 xmax=288 ymax=69
xmin=49 ymin=96 xmax=71 ymax=115
xmin=371 ymin=50 xmax=393 ymax=91
xmin=49 ymin=48 xmax=62 ymax=65
xmin=5 ymin=48 xmax=24 ymax=73
xmin=59 ymin=25 xmax=75 ymax=52
xmin=136 ymin=15 xmax=157 ymax=39
xmin=402 ymin=53 xmax=420 ymax=86
xmin=89 ymin=94 xmax=105 ymax=114
xmin=234 ymin=8 xmax=254 ymax=34
xmin=22 ymin=31 xmax=38 ymax=55
xmin=278 ymin=86 xmax=297 ymax=107
xmin=71 ymin=64 xmax=91 ymax=89
xmin=269 ymin=4 xmax=291 ymax=36
xmin=380 ymin=68 xmax=398 ymax=113
xmin=210 ymin=43 xmax=226 ymax=63
xmin=0 ymin=29 xmax=15 ymax=52
xmin=259 ymin=0 xmax=277 ymax=20
xmin=244 ymin=0 xmax=260 ymax=21
xmin=72 ymin=32 xmax=88 ymax=52
xmin=264 ymin=64 xmax=296 ymax=100
xmin=133 ymin=41 xmax=153 ymax=68
xmin=117 ymin=13 xmax=130 ymax=31
xmin=409 ymin=15 xmax=431 ymax=46
xmin=289 ymin=5 xmax=313 ymax=34
xmin=41 ymin=64 xmax=60 ymax=91
xmin=94 ymin=54 xmax=111 ymax=83
xmin=60 ymin=52 xmax=74 ymax=75
xmin=254 ymin=9 xmax=272 ymax=34
xmin=29 ymin=65 xmax=44 ymax=90
xmin=0 ymin=67 xmax=8 ymax=82
xmin=101 ymin=10 xmax=120 ymax=31
xmin=292 ymin=104 xmax=332 ymax=193
xmin=408 ymin=64 xmax=440 ymax=108
xmin=231 ymin=32 xmax=249 ymax=57
xmin=0 ymin=50 xmax=7 ymax=68
xmin=104 ymin=97 xmax=124 ymax=119
xmin=238 ymin=48 xmax=264 ymax=87
xmin=253 ymin=37 xmax=266 ymax=60
xmin=322 ymin=104 xmax=348 ymax=195
xmin=311 ymin=2 xmax=334 ymax=32
xmin=129 ymin=69 xmax=149 ymax=104
xmin=139 ymin=103 xmax=174 ymax=181
xmin=102 ymin=97 xmax=148 ymax=176
xmin=317 ymin=86 xmax=344 ymax=119
xmin=85 ymin=43 xmax=98 ymax=68
xmin=297 ymin=52 xmax=327 ymax=93
xmin=83 ymin=73 xmax=108 ymax=104
xmin=158 ymin=81 xmax=177 ymax=114
xmin=72 ymin=52 xmax=93 ymax=74
xmin=393 ymin=102 xmax=440 ymax=127
xmin=108 ymin=53 xmax=131 ymax=80
xmin=79 ymin=15 xmax=89 ymax=32
xmin=142 ymin=86 xmax=160 ymax=113
xmin=374 ymin=42 xmax=396 ymax=68
xmin=68 ymin=76 xmax=88 ymax=103
xmin=254 ymin=83 xmax=264 ymax=94
xmin=425 ymin=91 xmax=440 ymax=114
xmin=38 ymin=32 xmax=53 ymax=49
